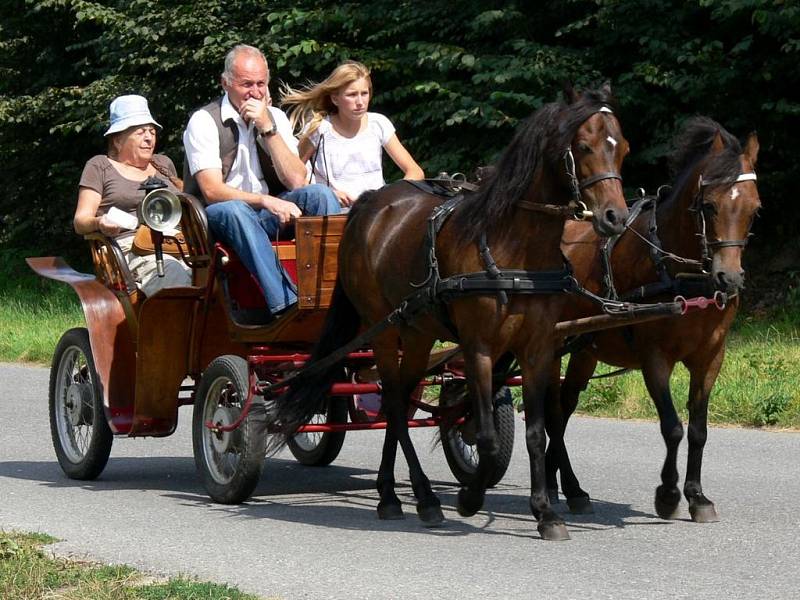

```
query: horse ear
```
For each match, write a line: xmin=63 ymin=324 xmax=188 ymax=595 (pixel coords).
xmin=744 ymin=131 xmax=759 ymax=167
xmin=600 ymin=80 xmax=613 ymax=96
xmin=563 ymin=82 xmax=580 ymax=104
xmin=711 ymin=131 xmax=725 ymax=153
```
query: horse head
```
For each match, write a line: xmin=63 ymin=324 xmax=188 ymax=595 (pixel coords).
xmin=692 ymin=129 xmax=761 ymax=294
xmin=560 ymin=83 xmax=630 ymax=237
xmin=451 ymin=84 xmax=630 ymax=252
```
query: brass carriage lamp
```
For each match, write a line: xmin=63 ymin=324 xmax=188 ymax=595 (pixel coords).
xmin=138 ymin=176 xmax=183 ymax=277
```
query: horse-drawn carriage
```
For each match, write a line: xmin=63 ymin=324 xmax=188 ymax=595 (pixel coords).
xmin=28 ymin=86 xmax=759 ymax=540
xmin=28 ymin=187 xmax=521 ymax=505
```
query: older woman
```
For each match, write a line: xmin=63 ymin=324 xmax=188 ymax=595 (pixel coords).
xmin=74 ymin=94 xmax=191 ymax=296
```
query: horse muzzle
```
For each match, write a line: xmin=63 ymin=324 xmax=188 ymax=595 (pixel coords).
xmin=592 ymin=204 xmax=628 ymax=237
xmin=713 ymin=268 xmax=745 ymax=294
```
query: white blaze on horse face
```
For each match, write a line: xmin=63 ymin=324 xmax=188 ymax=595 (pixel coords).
xmin=606 ymin=136 xmax=618 ymax=148
xmin=731 ymin=186 xmax=740 ymax=200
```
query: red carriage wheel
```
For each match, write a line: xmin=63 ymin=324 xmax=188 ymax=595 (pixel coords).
xmin=193 ymin=355 xmax=266 ymax=504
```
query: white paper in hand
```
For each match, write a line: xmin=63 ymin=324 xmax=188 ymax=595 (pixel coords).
xmin=106 ymin=206 xmax=139 ymax=230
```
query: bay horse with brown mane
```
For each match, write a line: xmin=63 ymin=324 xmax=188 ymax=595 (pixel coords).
xmin=545 ymin=116 xmax=760 ymax=521
xmin=270 ymin=85 xmax=630 ymax=541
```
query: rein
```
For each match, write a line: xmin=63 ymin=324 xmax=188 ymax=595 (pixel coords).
xmin=261 ymin=186 xmax=677 ymax=401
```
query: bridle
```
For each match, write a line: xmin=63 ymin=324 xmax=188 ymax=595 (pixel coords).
xmin=597 ymin=166 xmax=758 ymax=302
xmin=694 ymin=171 xmax=758 ymax=272
xmin=518 ymin=105 xmax=623 ymax=220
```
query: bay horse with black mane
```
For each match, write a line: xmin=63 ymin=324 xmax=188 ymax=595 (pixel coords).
xmin=271 ymin=85 xmax=630 ymax=541
xmin=546 ymin=116 xmax=760 ymax=521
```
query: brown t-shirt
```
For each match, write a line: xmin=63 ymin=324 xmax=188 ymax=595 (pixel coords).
xmin=78 ymin=154 xmax=180 ymax=221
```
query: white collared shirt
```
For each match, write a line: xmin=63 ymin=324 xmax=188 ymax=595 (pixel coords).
xmin=183 ymin=93 xmax=299 ymax=195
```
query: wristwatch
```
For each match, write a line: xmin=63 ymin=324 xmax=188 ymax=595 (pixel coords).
xmin=258 ymin=112 xmax=278 ymax=137
xmin=258 ymin=123 xmax=277 ymax=137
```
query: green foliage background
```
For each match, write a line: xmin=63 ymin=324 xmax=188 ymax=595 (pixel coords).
xmin=1 ymin=0 xmax=798 ymax=266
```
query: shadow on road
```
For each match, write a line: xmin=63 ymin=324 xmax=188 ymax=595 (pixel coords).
xmin=1 ymin=456 xmax=671 ymax=540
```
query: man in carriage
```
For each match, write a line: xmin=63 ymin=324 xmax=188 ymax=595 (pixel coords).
xmin=182 ymin=43 xmax=341 ymax=319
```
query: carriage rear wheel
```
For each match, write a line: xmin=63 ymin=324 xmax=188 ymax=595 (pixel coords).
xmin=287 ymin=396 xmax=348 ymax=466
xmin=49 ymin=328 xmax=113 ymax=480
xmin=193 ymin=355 xmax=266 ymax=504
xmin=440 ymin=381 xmax=515 ymax=488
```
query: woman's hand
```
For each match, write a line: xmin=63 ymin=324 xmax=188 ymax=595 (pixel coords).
xmin=96 ymin=214 xmax=121 ymax=237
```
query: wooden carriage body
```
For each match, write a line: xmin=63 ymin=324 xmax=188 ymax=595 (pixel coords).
xmin=28 ymin=193 xmax=347 ymax=438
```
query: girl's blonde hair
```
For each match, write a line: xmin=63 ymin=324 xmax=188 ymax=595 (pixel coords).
xmin=281 ymin=61 xmax=372 ymax=140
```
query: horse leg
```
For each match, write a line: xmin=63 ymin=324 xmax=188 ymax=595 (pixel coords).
xmin=376 ymin=424 xmax=403 ymax=520
xmin=455 ymin=349 xmax=498 ymax=518
xmin=376 ymin=335 xmax=444 ymax=526
xmin=683 ymin=351 xmax=724 ymax=523
xmin=544 ymin=358 xmax=562 ymax=504
xmin=521 ymin=346 xmax=570 ymax=541
xmin=372 ymin=337 xmax=407 ymax=521
xmin=546 ymin=349 xmax=597 ymax=513
xmin=641 ymin=353 xmax=684 ymax=519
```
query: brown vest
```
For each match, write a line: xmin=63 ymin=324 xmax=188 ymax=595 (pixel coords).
xmin=182 ymin=97 xmax=287 ymax=202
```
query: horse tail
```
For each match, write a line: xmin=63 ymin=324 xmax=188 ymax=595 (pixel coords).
xmin=265 ymin=278 xmax=361 ymax=452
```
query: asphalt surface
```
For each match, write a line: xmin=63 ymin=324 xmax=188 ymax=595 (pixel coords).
xmin=1 ymin=361 xmax=799 ymax=599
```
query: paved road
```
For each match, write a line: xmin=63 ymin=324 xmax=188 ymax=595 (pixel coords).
xmin=1 ymin=362 xmax=798 ymax=599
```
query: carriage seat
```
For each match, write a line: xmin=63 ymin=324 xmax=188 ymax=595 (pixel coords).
xmin=214 ymin=214 xmax=346 ymax=323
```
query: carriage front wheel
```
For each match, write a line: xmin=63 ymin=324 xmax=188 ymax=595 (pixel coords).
xmin=193 ymin=355 xmax=266 ymax=504
xmin=440 ymin=382 xmax=515 ymax=488
xmin=49 ymin=328 xmax=113 ymax=480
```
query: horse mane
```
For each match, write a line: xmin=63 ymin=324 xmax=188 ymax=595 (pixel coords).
xmin=451 ymin=86 xmax=619 ymax=248
xmin=664 ymin=116 xmax=744 ymax=206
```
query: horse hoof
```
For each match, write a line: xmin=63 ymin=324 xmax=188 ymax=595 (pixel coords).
xmin=655 ymin=486 xmax=681 ymax=519
xmin=654 ymin=497 xmax=680 ymax=520
xmin=457 ymin=486 xmax=484 ymax=518
xmin=689 ymin=502 xmax=719 ymax=523
xmin=566 ymin=495 xmax=594 ymax=514
xmin=547 ymin=488 xmax=560 ymax=504
xmin=538 ymin=522 xmax=570 ymax=541
xmin=418 ymin=504 xmax=445 ymax=527
xmin=377 ymin=502 xmax=404 ymax=520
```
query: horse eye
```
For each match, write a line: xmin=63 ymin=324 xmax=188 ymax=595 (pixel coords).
xmin=577 ymin=142 xmax=593 ymax=154
xmin=701 ymin=203 xmax=718 ymax=215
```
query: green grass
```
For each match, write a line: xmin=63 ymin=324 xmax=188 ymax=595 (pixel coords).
xmin=0 ymin=285 xmax=84 ymax=364
xmin=0 ymin=530 xmax=266 ymax=600
xmin=0 ymin=248 xmax=86 ymax=363
xmin=570 ymin=312 xmax=800 ymax=429
xmin=4 ymin=247 xmax=799 ymax=428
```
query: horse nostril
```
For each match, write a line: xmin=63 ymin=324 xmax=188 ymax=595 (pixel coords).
xmin=716 ymin=270 xmax=744 ymax=291
xmin=605 ymin=208 xmax=619 ymax=225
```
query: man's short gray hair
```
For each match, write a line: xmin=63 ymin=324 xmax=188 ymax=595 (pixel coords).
xmin=222 ymin=44 xmax=268 ymax=85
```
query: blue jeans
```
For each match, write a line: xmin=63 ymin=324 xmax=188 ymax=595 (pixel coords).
xmin=206 ymin=184 xmax=340 ymax=313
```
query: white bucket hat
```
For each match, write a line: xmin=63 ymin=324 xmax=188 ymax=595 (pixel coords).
xmin=104 ymin=94 xmax=163 ymax=136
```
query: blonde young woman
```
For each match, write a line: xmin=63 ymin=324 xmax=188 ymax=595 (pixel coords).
xmin=282 ymin=61 xmax=424 ymax=207
xmin=74 ymin=94 xmax=191 ymax=296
